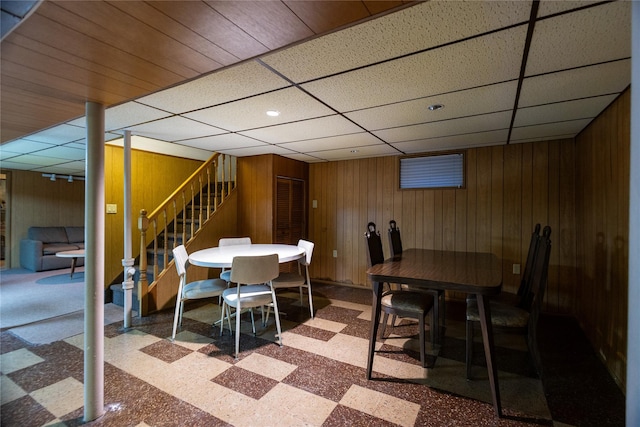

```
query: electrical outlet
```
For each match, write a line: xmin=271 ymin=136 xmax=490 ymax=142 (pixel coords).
xmin=312 ymin=200 xmax=318 ymax=208
xmin=512 ymin=264 xmax=520 ymax=274
xmin=333 ymin=249 xmax=338 ymax=258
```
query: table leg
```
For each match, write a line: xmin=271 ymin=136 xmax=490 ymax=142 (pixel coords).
xmin=70 ymin=257 xmax=77 ymax=278
xmin=476 ymin=294 xmax=502 ymax=417
xmin=367 ymin=280 xmax=383 ymax=379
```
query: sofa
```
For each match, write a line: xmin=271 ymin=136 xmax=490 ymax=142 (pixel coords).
xmin=20 ymin=226 xmax=85 ymax=272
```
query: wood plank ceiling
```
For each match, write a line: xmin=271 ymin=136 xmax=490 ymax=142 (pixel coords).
xmin=0 ymin=0 xmax=631 ymax=176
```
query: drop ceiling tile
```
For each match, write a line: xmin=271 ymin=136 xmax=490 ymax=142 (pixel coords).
xmin=35 ymin=146 xmax=85 ymax=161
xmin=263 ymin=0 xmax=531 ymax=82
xmin=137 ymin=60 xmax=290 ymax=114
xmin=346 ymin=81 xmax=517 ymax=130
xmin=510 ymin=119 xmax=591 ymax=141
xmin=19 ymin=124 xmax=86 ymax=145
xmin=0 ymin=139 xmax=55 ymax=155
xmin=0 ymin=160 xmax=32 ymax=170
xmin=4 ymin=154 xmax=70 ymax=166
xmin=177 ymin=134 xmax=267 ymax=151
xmin=301 ymin=26 xmax=527 ymax=112
xmin=375 ymin=111 xmax=512 ymax=143
xmin=66 ymin=102 xmax=174 ymax=132
xmin=514 ymin=95 xmax=617 ymax=127
xmin=519 ymin=60 xmax=630 ymax=107
xmin=126 ymin=116 xmax=227 ymax=142
xmin=278 ymin=133 xmax=381 ymax=152
xmin=392 ymin=129 xmax=509 ymax=153
xmin=309 ymin=144 xmax=400 ymax=162
xmin=537 ymin=0 xmax=609 ymax=18
xmin=281 ymin=153 xmax=325 ymax=163
xmin=526 ymin=1 xmax=630 ymax=76
xmin=239 ymin=115 xmax=363 ymax=144
xmin=106 ymin=136 xmax=212 ymax=161
xmin=217 ymin=144 xmax=296 ymax=158
xmin=183 ymin=87 xmax=335 ymax=132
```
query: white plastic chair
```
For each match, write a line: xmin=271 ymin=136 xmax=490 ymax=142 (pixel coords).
xmin=269 ymin=239 xmax=315 ymax=319
xmin=171 ymin=245 xmax=227 ymax=341
xmin=218 ymin=237 xmax=252 ymax=283
xmin=220 ymin=253 xmax=282 ymax=359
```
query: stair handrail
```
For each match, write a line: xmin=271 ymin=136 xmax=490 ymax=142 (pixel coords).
xmin=137 ymin=152 xmax=235 ymax=315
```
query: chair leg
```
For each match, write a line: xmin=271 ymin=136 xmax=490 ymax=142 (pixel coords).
xmin=250 ymin=309 xmax=256 ymax=335
xmin=235 ymin=303 xmax=241 ymax=359
xmin=429 ymin=308 xmax=435 ymax=345
xmin=528 ymin=324 xmax=543 ymax=378
xmin=380 ymin=312 xmax=390 ymax=338
xmin=466 ymin=319 xmax=474 ymax=379
xmin=271 ymin=290 xmax=283 ymax=347
xmin=307 ymin=283 xmax=314 ymax=319
xmin=171 ymin=299 xmax=182 ymax=341
xmin=219 ymin=301 xmax=227 ymax=336
xmin=419 ymin=314 xmax=426 ymax=368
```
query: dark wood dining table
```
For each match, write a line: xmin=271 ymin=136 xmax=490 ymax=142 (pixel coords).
xmin=366 ymin=248 xmax=504 ymax=416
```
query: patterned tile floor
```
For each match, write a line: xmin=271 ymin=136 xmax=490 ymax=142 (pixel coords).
xmin=0 ymin=283 xmax=625 ymax=426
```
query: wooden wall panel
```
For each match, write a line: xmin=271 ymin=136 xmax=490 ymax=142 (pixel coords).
xmin=575 ymin=89 xmax=629 ymax=389
xmin=308 ymin=139 xmax=579 ymax=309
xmin=7 ymin=147 xmax=202 ymax=286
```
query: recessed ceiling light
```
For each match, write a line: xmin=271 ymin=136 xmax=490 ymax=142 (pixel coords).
xmin=428 ymin=104 xmax=444 ymax=111
xmin=266 ymin=110 xmax=280 ymax=117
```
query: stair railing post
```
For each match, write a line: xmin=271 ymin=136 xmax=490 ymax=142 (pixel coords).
xmin=137 ymin=209 xmax=149 ymax=316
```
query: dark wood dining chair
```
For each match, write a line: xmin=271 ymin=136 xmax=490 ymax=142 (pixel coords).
xmin=466 ymin=225 xmax=552 ymax=379
xmin=388 ymin=219 xmax=445 ymax=339
xmin=365 ymin=221 xmax=435 ymax=367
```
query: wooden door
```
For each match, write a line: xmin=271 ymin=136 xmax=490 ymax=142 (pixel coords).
xmin=275 ymin=177 xmax=305 ymax=245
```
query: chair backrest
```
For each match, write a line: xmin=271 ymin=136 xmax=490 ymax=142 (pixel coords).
xmin=364 ymin=222 xmax=385 ymax=267
xmin=517 ymin=224 xmax=541 ymax=299
xmin=230 ymin=253 xmax=279 ymax=285
xmin=219 ymin=237 xmax=252 ymax=247
xmin=297 ymin=239 xmax=314 ymax=266
xmin=524 ymin=225 xmax=552 ymax=314
xmin=172 ymin=244 xmax=189 ymax=278
xmin=388 ymin=219 xmax=403 ymax=256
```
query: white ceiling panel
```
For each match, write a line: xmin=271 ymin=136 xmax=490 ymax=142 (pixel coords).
xmin=526 ymin=1 xmax=630 ymax=76
xmin=217 ymin=144 xmax=296 ymax=158
xmin=537 ymin=0 xmax=613 ymax=19
xmin=262 ymin=0 xmax=531 ymax=82
xmin=346 ymin=81 xmax=518 ymax=131
xmin=33 ymin=161 xmax=86 ymax=175
xmin=239 ymin=115 xmax=363 ymax=144
xmin=301 ymin=26 xmax=527 ymax=113
xmin=3 ymin=154 xmax=71 ymax=166
xmin=514 ymin=95 xmax=617 ymax=127
xmin=519 ymin=60 xmax=630 ymax=107
xmin=35 ymin=146 xmax=85 ymax=161
xmin=67 ymin=102 xmax=173 ymax=132
xmin=392 ymin=130 xmax=509 ymax=154
xmin=0 ymin=140 xmax=55 ymax=156
xmin=308 ymin=144 xmax=399 ymax=162
xmin=510 ymin=119 xmax=592 ymax=141
xmin=183 ymin=87 xmax=335 ymax=132
xmin=278 ymin=132 xmax=384 ymax=153
xmin=126 ymin=116 xmax=227 ymax=142
xmin=18 ymin=124 xmax=86 ymax=145
xmin=137 ymin=60 xmax=291 ymax=114
xmin=177 ymin=134 xmax=267 ymax=151
xmin=106 ymin=136 xmax=212 ymax=161
xmin=375 ymin=111 xmax=512 ymax=144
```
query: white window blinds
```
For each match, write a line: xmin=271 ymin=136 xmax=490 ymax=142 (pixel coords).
xmin=400 ymin=153 xmax=464 ymax=189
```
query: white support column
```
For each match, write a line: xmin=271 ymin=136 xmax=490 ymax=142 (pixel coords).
xmin=122 ymin=131 xmax=135 ymax=327
xmin=627 ymin=4 xmax=639 ymax=426
xmin=84 ymin=102 xmax=105 ymax=422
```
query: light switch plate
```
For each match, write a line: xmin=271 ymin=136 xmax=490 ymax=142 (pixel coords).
xmin=106 ymin=204 xmax=117 ymax=214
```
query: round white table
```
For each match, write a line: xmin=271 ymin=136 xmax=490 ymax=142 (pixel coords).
xmin=188 ymin=244 xmax=304 ymax=268
xmin=55 ymin=249 xmax=85 ymax=278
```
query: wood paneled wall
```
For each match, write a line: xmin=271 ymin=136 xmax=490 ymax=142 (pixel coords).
xmin=575 ymin=89 xmax=629 ymax=389
xmin=309 ymin=140 xmax=577 ymax=308
xmin=237 ymin=154 xmax=308 ymax=243
xmin=7 ymin=169 xmax=85 ymax=268
xmin=6 ymin=147 xmax=202 ymax=286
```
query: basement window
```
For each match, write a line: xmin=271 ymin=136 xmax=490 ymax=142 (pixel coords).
xmin=400 ymin=152 xmax=465 ymax=189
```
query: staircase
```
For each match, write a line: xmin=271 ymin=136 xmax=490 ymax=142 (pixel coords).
xmin=110 ymin=154 xmax=236 ymax=315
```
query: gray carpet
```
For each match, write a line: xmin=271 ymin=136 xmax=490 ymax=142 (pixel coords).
xmin=0 ymin=267 xmax=125 ymax=344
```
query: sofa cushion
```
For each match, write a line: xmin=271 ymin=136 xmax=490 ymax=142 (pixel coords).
xmin=65 ymin=226 xmax=84 ymax=243
xmin=28 ymin=226 xmax=69 ymax=244
xmin=43 ymin=244 xmax=81 ymax=255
